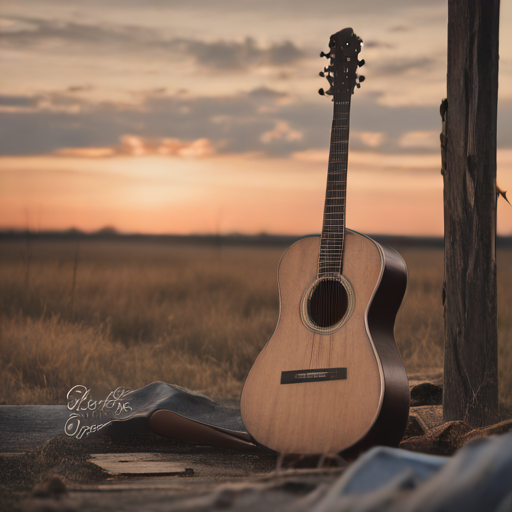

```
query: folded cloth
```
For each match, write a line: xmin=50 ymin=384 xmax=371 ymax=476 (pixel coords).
xmin=313 ymin=431 xmax=512 ymax=512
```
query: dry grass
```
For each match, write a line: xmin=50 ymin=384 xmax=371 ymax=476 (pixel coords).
xmin=0 ymin=237 xmax=511 ymax=416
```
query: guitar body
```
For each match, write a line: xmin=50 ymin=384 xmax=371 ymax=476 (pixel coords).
xmin=240 ymin=230 xmax=409 ymax=455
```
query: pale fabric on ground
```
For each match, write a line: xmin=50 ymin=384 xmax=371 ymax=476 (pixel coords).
xmin=313 ymin=432 xmax=512 ymax=512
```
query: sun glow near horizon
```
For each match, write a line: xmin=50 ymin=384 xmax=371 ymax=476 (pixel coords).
xmin=2 ymin=147 xmax=511 ymax=237
xmin=2 ymin=139 xmax=512 ymax=236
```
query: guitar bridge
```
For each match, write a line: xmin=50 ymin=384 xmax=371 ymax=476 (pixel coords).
xmin=280 ymin=367 xmax=347 ymax=384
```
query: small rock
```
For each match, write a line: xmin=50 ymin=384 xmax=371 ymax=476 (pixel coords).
xmin=410 ymin=382 xmax=443 ymax=406
xmin=31 ymin=475 xmax=67 ymax=498
xmin=400 ymin=420 xmax=473 ymax=455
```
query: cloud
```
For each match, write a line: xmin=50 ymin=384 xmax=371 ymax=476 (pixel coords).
xmin=175 ymin=37 xmax=304 ymax=70
xmin=389 ymin=25 xmax=410 ymax=32
xmin=352 ymin=131 xmax=386 ymax=148
xmin=67 ymin=85 xmax=93 ymax=93
xmin=1 ymin=88 xmax=510 ymax=159
xmin=0 ymin=87 xmax=300 ymax=156
xmin=0 ymin=94 xmax=38 ymax=108
xmin=53 ymin=135 xmax=216 ymax=158
xmin=363 ymin=41 xmax=394 ymax=49
xmin=0 ymin=18 xmax=305 ymax=71
xmin=398 ymin=130 xmax=439 ymax=149
xmin=31 ymin=0 xmax=445 ymax=20
xmin=247 ymin=87 xmax=289 ymax=99
xmin=371 ymin=57 xmax=438 ymax=77
xmin=260 ymin=121 xmax=303 ymax=143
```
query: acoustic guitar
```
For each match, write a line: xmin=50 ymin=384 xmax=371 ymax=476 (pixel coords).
xmin=240 ymin=28 xmax=410 ymax=457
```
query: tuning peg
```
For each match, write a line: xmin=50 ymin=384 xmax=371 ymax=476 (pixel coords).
xmin=319 ymin=71 xmax=325 ymax=77
xmin=318 ymin=88 xmax=325 ymax=96
xmin=324 ymin=66 xmax=334 ymax=73
xmin=358 ymin=75 xmax=366 ymax=82
xmin=358 ymin=59 xmax=365 ymax=67
xmin=356 ymin=83 xmax=361 ymax=89
xmin=320 ymin=51 xmax=331 ymax=58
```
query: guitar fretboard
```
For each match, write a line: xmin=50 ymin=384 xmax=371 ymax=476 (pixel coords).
xmin=318 ymin=91 xmax=351 ymax=277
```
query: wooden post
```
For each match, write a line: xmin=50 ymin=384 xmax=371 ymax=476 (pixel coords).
xmin=443 ymin=0 xmax=500 ymax=427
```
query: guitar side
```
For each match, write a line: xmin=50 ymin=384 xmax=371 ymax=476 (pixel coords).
xmin=240 ymin=229 xmax=409 ymax=455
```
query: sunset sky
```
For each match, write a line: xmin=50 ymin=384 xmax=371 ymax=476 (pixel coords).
xmin=1 ymin=0 xmax=511 ymax=236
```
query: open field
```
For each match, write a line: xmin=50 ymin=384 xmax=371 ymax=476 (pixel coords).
xmin=1 ymin=236 xmax=511 ymax=416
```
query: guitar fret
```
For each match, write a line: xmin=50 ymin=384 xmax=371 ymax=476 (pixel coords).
xmin=319 ymin=89 xmax=351 ymax=276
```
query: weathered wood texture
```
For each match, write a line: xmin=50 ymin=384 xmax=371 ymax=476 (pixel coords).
xmin=443 ymin=0 xmax=500 ymax=427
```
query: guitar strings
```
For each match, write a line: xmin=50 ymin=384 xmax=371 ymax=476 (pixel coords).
xmin=312 ymin=84 xmax=350 ymax=368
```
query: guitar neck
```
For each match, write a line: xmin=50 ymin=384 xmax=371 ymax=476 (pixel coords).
xmin=318 ymin=91 xmax=352 ymax=277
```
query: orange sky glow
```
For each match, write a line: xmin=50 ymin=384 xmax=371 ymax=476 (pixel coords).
xmin=1 ymin=148 xmax=511 ymax=236
xmin=1 ymin=1 xmax=511 ymax=236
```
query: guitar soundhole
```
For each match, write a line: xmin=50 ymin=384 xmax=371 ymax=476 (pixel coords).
xmin=308 ymin=279 xmax=349 ymax=328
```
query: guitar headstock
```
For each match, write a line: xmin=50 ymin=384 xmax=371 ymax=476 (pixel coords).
xmin=318 ymin=27 xmax=365 ymax=98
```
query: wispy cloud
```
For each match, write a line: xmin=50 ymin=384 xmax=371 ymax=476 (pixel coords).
xmin=174 ymin=37 xmax=304 ymax=70
xmin=53 ymin=135 xmax=216 ymax=158
xmin=0 ymin=17 xmax=305 ymax=71
xmin=352 ymin=131 xmax=386 ymax=148
xmin=2 ymin=87 xmax=510 ymax=159
xmin=260 ymin=121 xmax=303 ymax=143
xmin=371 ymin=57 xmax=438 ymax=77
xmin=398 ymin=130 xmax=439 ymax=150
xmin=0 ymin=94 xmax=39 ymax=108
